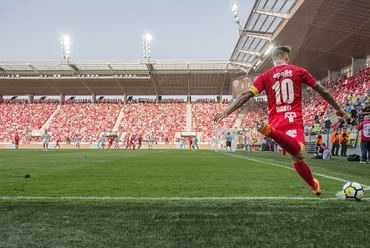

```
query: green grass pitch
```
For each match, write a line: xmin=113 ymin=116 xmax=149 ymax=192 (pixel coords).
xmin=0 ymin=148 xmax=369 ymax=247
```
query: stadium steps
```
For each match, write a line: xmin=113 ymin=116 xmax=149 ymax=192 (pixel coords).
xmin=306 ymin=141 xmax=317 ymax=154
xmin=43 ymin=105 xmax=60 ymax=131
xmin=186 ymin=104 xmax=192 ymax=131
xmin=112 ymin=106 xmax=125 ymax=131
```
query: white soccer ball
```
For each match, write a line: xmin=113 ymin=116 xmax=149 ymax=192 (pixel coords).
xmin=342 ymin=182 xmax=364 ymax=201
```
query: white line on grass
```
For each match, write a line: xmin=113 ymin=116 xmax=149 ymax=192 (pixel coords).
xmin=0 ymin=196 xmax=368 ymax=201
xmin=226 ymin=153 xmax=370 ymax=190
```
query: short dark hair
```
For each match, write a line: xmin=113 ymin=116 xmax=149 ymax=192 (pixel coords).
xmin=272 ymin=46 xmax=291 ymax=61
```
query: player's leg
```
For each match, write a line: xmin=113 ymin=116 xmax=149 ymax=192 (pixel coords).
xmin=257 ymin=121 xmax=320 ymax=195
xmin=257 ymin=121 xmax=301 ymax=156
xmin=291 ymin=143 xmax=321 ymax=195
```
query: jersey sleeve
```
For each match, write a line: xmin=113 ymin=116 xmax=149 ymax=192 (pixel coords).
xmin=250 ymin=74 xmax=265 ymax=95
xmin=302 ymin=68 xmax=317 ymax=87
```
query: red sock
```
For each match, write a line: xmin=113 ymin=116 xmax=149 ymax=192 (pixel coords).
xmin=267 ymin=128 xmax=300 ymax=155
xmin=293 ymin=160 xmax=316 ymax=189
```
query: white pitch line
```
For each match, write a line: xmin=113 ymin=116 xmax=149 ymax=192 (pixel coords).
xmin=0 ymin=196 xmax=368 ymax=201
xmin=226 ymin=153 xmax=370 ymax=190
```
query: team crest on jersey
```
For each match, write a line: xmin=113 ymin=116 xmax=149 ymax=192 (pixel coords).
xmin=233 ymin=80 xmax=239 ymax=88
xmin=285 ymin=112 xmax=296 ymax=122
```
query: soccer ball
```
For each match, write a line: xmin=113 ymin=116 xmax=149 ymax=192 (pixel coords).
xmin=342 ymin=182 xmax=364 ymax=201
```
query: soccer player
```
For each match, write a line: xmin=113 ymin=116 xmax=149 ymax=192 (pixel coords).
xmin=194 ymin=136 xmax=199 ymax=150
xmin=225 ymin=132 xmax=232 ymax=152
xmin=107 ymin=136 xmax=114 ymax=149
xmin=54 ymin=136 xmax=61 ymax=149
xmin=251 ymin=137 xmax=258 ymax=151
xmin=14 ymin=133 xmax=20 ymax=149
xmin=179 ymin=136 xmax=186 ymax=151
xmin=98 ymin=135 xmax=106 ymax=150
xmin=114 ymin=137 xmax=120 ymax=149
xmin=213 ymin=45 xmax=346 ymax=196
xmin=42 ymin=130 xmax=51 ymax=151
xmin=75 ymin=134 xmax=81 ymax=150
xmin=211 ymin=135 xmax=217 ymax=151
xmin=147 ymin=136 xmax=153 ymax=150
xmin=126 ymin=134 xmax=135 ymax=150
xmin=137 ymin=134 xmax=142 ymax=149
xmin=191 ymin=136 xmax=196 ymax=151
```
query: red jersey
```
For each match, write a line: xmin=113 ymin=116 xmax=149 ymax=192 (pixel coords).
xmin=14 ymin=136 xmax=19 ymax=144
xmin=253 ymin=64 xmax=316 ymax=129
xmin=358 ymin=120 xmax=370 ymax=141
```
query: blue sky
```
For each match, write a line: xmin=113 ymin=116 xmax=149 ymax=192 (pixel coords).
xmin=0 ymin=0 xmax=254 ymax=61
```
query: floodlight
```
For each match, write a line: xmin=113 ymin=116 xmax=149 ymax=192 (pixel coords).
xmin=143 ymin=34 xmax=152 ymax=61
xmin=231 ymin=1 xmax=243 ymax=35
xmin=232 ymin=3 xmax=237 ymax=11
xmin=60 ymin=35 xmax=71 ymax=64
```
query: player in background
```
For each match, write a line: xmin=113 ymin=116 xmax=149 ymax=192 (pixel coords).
xmin=54 ymin=136 xmax=61 ymax=149
xmin=107 ymin=136 xmax=114 ymax=149
xmin=179 ymin=136 xmax=186 ymax=151
xmin=14 ymin=133 xmax=20 ymax=149
xmin=252 ymin=137 xmax=258 ymax=151
xmin=98 ymin=135 xmax=106 ymax=150
xmin=137 ymin=134 xmax=142 ymax=149
xmin=126 ymin=134 xmax=135 ymax=150
xmin=191 ymin=136 xmax=196 ymax=151
xmin=75 ymin=134 xmax=81 ymax=150
xmin=147 ymin=136 xmax=153 ymax=150
xmin=114 ymin=137 xmax=120 ymax=149
xmin=225 ymin=132 xmax=233 ymax=152
xmin=42 ymin=130 xmax=51 ymax=151
xmin=213 ymin=45 xmax=346 ymax=196
xmin=189 ymin=137 xmax=193 ymax=151
xmin=193 ymin=136 xmax=199 ymax=150
xmin=211 ymin=135 xmax=217 ymax=151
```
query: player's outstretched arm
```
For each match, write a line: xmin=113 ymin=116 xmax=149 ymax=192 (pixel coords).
xmin=311 ymin=82 xmax=346 ymax=118
xmin=213 ymin=89 xmax=255 ymax=123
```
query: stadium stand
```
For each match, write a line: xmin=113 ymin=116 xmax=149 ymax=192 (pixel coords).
xmin=0 ymin=66 xmax=369 ymax=145
xmin=118 ymin=102 xmax=187 ymax=142
xmin=0 ymin=100 xmax=57 ymax=143
xmin=191 ymin=102 xmax=239 ymax=142
xmin=46 ymin=101 xmax=122 ymax=143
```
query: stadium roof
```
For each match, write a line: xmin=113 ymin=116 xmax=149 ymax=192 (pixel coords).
xmin=1 ymin=0 xmax=369 ymax=97
xmin=231 ymin=0 xmax=370 ymax=79
xmin=0 ymin=60 xmax=243 ymax=96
